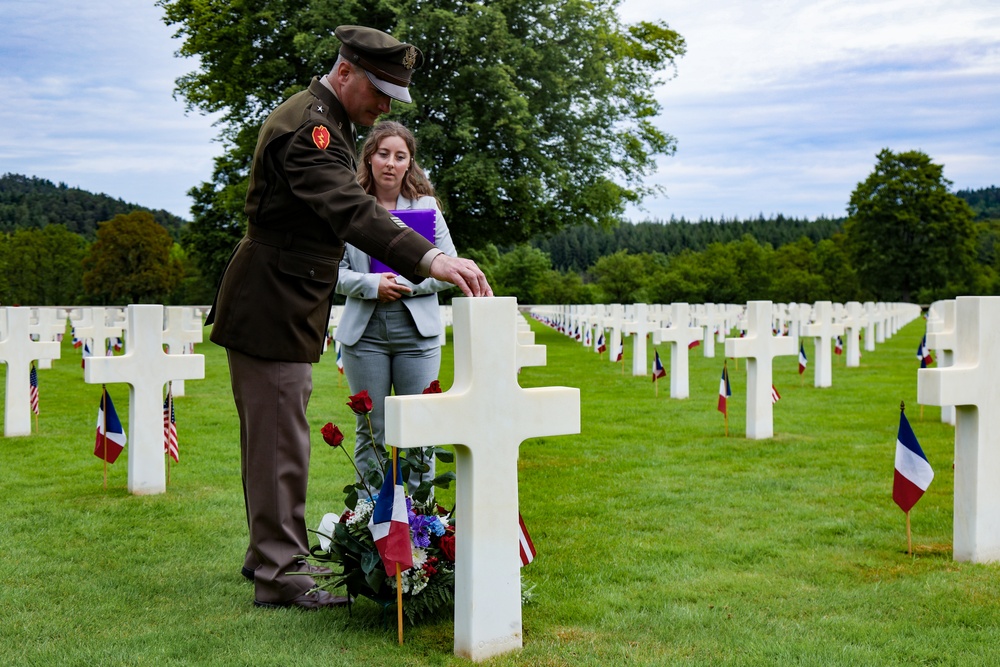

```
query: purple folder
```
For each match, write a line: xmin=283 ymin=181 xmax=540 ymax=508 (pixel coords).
xmin=369 ymin=209 xmax=437 ymax=275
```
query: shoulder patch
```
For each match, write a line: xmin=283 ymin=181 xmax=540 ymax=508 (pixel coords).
xmin=311 ymin=125 xmax=331 ymax=150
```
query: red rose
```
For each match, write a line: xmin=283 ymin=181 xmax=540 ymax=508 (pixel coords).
xmin=422 ymin=380 xmax=442 ymax=394
xmin=438 ymin=534 xmax=456 ymax=562
xmin=347 ymin=390 xmax=373 ymax=415
xmin=321 ymin=422 xmax=344 ymax=447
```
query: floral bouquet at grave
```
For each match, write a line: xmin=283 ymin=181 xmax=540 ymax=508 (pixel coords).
xmin=307 ymin=385 xmax=459 ymax=624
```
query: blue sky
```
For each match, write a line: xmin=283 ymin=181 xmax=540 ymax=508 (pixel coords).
xmin=1 ymin=1 xmax=998 ymax=223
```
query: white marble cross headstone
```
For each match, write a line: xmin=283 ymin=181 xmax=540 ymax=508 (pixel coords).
xmin=697 ymin=303 xmax=724 ymax=358
xmin=926 ymin=300 xmax=956 ymax=426
xmin=724 ymin=301 xmax=798 ymax=439
xmin=622 ymin=303 xmax=652 ymax=376
xmin=655 ymin=303 xmax=703 ymax=399
xmin=161 ymin=307 xmax=204 ymax=397
xmin=0 ymin=307 xmax=61 ymax=436
xmin=918 ymin=296 xmax=1000 ymax=562
xmin=840 ymin=301 xmax=868 ymax=368
xmin=604 ymin=304 xmax=624 ymax=364
xmin=84 ymin=305 xmax=205 ymax=495
xmin=800 ymin=301 xmax=844 ymax=388
xmin=29 ymin=307 xmax=66 ymax=369
xmin=73 ymin=307 xmax=124 ymax=355
xmin=385 ymin=297 xmax=580 ymax=661
xmin=863 ymin=302 xmax=878 ymax=352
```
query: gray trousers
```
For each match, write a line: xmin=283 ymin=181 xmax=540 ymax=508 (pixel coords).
xmin=227 ymin=348 xmax=315 ymax=603
xmin=341 ymin=300 xmax=440 ymax=499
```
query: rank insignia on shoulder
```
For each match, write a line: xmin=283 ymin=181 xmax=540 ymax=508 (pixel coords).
xmin=311 ymin=125 xmax=331 ymax=150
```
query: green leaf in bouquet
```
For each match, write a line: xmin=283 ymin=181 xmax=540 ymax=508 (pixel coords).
xmin=410 ymin=459 xmax=431 ymax=474
xmin=334 ymin=522 xmax=370 ymax=555
xmin=365 ymin=468 xmax=383 ymax=489
xmin=432 ymin=471 xmax=456 ymax=488
xmin=412 ymin=481 xmax=433 ymax=503
xmin=344 ymin=486 xmax=359 ymax=510
xmin=433 ymin=448 xmax=454 ymax=463
xmin=361 ymin=550 xmax=381 ymax=575
xmin=364 ymin=563 xmax=387 ymax=591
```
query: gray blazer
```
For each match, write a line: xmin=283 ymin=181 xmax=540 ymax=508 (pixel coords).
xmin=334 ymin=194 xmax=457 ymax=346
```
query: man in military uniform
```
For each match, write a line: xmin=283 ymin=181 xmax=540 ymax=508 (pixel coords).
xmin=208 ymin=25 xmax=492 ymax=610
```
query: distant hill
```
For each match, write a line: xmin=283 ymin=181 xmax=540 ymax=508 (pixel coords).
xmin=956 ymin=186 xmax=1000 ymax=220
xmin=0 ymin=173 xmax=187 ymax=240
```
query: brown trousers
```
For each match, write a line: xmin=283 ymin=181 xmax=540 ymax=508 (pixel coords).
xmin=227 ymin=348 xmax=315 ymax=603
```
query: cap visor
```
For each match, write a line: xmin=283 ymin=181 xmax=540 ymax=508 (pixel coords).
xmin=364 ymin=69 xmax=411 ymax=103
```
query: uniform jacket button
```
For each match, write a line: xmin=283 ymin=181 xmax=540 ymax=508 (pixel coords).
xmin=309 ymin=269 xmax=315 ymax=277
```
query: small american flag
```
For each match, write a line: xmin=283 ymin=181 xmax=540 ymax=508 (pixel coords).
xmin=771 ymin=384 xmax=781 ymax=404
xmin=163 ymin=387 xmax=178 ymax=462
xmin=29 ymin=363 xmax=39 ymax=415
xmin=518 ymin=513 xmax=536 ymax=567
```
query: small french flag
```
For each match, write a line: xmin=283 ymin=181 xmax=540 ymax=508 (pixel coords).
xmin=893 ymin=410 xmax=934 ymax=513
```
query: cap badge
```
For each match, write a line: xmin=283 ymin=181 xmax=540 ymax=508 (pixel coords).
xmin=403 ymin=46 xmax=418 ymax=70
xmin=311 ymin=125 xmax=331 ymax=150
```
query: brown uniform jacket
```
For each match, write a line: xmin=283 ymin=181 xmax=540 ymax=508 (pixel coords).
xmin=208 ymin=77 xmax=435 ymax=362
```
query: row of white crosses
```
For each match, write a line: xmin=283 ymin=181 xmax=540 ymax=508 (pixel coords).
xmin=0 ymin=303 xmax=205 ymax=493
xmin=533 ymin=300 xmax=923 ymax=444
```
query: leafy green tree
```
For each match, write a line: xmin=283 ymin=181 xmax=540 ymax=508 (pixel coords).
xmin=590 ymin=250 xmax=651 ymax=303
xmin=168 ymin=242 xmax=218 ymax=305
xmin=811 ymin=235 xmax=862 ymax=302
xmin=646 ymin=249 xmax=710 ymax=303
xmin=844 ymin=149 xmax=979 ymax=302
xmin=158 ymin=0 xmax=686 ymax=272
xmin=768 ymin=237 xmax=824 ymax=303
xmin=536 ymin=269 xmax=596 ymax=304
xmin=0 ymin=225 xmax=87 ymax=305
xmin=491 ymin=244 xmax=554 ymax=304
xmin=82 ymin=212 xmax=183 ymax=304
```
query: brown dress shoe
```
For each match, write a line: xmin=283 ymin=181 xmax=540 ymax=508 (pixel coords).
xmin=254 ymin=589 xmax=351 ymax=610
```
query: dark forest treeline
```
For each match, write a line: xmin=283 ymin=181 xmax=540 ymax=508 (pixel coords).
xmin=532 ymin=186 xmax=998 ymax=273
xmin=532 ymin=215 xmax=846 ymax=272
xmin=0 ymin=174 xmax=187 ymax=240
xmin=957 ymin=186 xmax=1000 ymax=220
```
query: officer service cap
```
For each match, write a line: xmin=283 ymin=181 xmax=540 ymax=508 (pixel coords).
xmin=335 ymin=25 xmax=424 ymax=104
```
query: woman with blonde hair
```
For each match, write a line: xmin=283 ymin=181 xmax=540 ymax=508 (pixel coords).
xmin=335 ymin=121 xmax=457 ymax=498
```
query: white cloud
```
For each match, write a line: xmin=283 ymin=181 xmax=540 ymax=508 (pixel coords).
xmin=0 ymin=0 xmax=998 ymax=223
xmin=618 ymin=0 xmax=1000 ymax=221
xmin=0 ymin=0 xmax=219 ymax=218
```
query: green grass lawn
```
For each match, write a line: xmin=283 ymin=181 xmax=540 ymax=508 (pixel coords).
xmin=0 ymin=312 xmax=994 ymax=666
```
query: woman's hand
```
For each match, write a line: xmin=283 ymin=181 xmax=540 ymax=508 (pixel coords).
xmin=377 ymin=273 xmax=413 ymax=302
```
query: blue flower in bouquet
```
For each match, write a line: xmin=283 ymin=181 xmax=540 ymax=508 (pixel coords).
xmin=410 ymin=513 xmax=439 ymax=548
